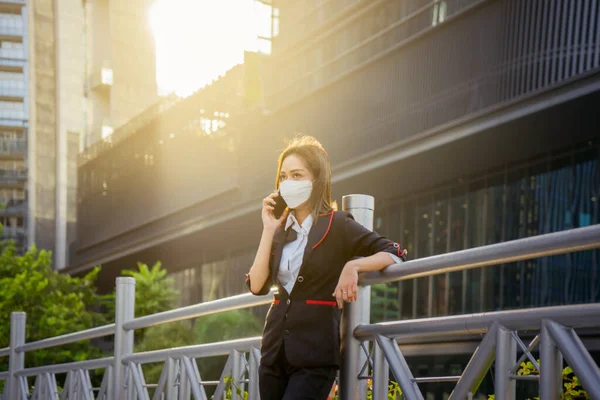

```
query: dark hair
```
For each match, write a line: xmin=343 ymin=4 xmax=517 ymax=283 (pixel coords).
xmin=276 ymin=135 xmax=337 ymax=221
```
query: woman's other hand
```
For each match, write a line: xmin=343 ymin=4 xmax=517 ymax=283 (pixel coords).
xmin=333 ymin=262 xmax=359 ymax=309
xmin=262 ymin=193 xmax=288 ymax=234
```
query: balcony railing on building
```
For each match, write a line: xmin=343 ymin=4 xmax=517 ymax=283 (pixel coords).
xmin=0 ymin=197 xmax=25 ymax=213
xmin=0 ymin=168 xmax=26 ymax=182
xmin=0 ymin=137 xmax=25 ymax=156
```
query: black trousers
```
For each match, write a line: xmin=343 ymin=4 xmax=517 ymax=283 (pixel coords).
xmin=258 ymin=342 xmax=337 ymax=400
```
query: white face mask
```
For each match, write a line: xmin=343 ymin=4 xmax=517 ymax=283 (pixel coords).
xmin=279 ymin=180 xmax=313 ymax=209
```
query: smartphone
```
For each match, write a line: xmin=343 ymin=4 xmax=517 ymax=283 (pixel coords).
xmin=272 ymin=193 xmax=288 ymax=219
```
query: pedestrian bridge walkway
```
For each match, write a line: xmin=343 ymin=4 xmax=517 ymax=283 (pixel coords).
xmin=1 ymin=195 xmax=600 ymax=400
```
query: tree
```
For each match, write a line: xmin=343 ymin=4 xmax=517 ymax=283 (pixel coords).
xmin=0 ymin=240 xmax=106 ymax=371
xmin=101 ymin=261 xmax=179 ymax=343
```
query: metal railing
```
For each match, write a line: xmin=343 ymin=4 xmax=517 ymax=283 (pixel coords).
xmin=1 ymin=194 xmax=599 ymax=399
xmin=0 ymin=138 xmax=25 ymax=155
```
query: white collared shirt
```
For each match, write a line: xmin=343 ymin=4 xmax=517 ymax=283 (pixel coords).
xmin=277 ymin=212 xmax=313 ymax=294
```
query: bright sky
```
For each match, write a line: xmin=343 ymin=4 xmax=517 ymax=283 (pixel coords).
xmin=150 ymin=0 xmax=272 ymax=97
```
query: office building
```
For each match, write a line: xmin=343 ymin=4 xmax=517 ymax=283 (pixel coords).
xmin=0 ymin=0 xmax=157 ymax=268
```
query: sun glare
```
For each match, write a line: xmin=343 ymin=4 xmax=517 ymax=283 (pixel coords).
xmin=150 ymin=0 xmax=267 ymax=97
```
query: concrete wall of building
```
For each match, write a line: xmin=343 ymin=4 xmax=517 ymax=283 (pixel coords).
xmin=54 ymin=0 xmax=84 ymax=269
xmin=28 ymin=0 xmax=57 ymax=258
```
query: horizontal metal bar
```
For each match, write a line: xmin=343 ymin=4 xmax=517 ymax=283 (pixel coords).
xmin=354 ymin=304 xmax=600 ymax=341
xmin=360 ymin=224 xmax=600 ymax=286
xmin=15 ymin=357 xmax=114 ymax=377
xmin=16 ymin=324 xmax=115 ymax=353
xmin=0 ymin=371 xmax=8 ymax=380
xmin=0 ymin=347 xmax=9 ymax=357
xmin=412 ymin=376 xmax=461 ymax=383
xmin=122 ymin=337 xmax=261 ymax=365
xmin=509 ymin=374 xmax=539 ymax=381
xmin=123 ymin=292 xmax=273 ymax=331
xmin=198 ymin=381 xmax=220 ymax=385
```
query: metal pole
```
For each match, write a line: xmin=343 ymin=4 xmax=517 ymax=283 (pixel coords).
xmin=374 ymin=336 xmax=423 ymax=400
xmin=372 ymin=342 xmax=389 ymax=400
xmin=178 ymin=363 xmax=190 ymax=400
xmin=112 ymin=277 xmax=136 ymax=400
xmin=166 ymin=358 xmax=178 ymax=400
xmin=545 ymin=320 xmax=600 ymax=399
xmin=450 ymin=322 xmax=499 ymax=400
xmin=232 ymin=350 xmax=245 ymax=400
xmin=7 ymin=312 xmax=25 ymax=400
xmin=340 ymin=194 xmax=374 ymax=400
xmin=248 ymin=348 xmax=261 ymax=400
xmin=539 ymin=321 xmax=562 ymax=400
xmin=494 ymin=327 xmax=516 ymax=400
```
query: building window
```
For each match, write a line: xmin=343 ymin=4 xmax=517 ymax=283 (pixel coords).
xmin=0 ymin=101 xmax=24 ymax=120
xmin=432 ymin=1 xmax=447 ymax=26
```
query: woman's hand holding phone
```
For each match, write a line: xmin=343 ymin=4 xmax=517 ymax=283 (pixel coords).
xmin=262 ymin=192 xmax=288 ymax=234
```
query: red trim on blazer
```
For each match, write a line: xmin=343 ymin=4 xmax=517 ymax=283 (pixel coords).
xmin=305 ymin=300 xmax=337 ymax=306
xmin=318 ymin=210 xmax=335 ymax=217
xmin=273 ymin=299 xmax=280 ymax=305
xmin=312 ymin=211 xmax=334 ymax=250
xmin=388 ymin=242 xmax=407 ymax=258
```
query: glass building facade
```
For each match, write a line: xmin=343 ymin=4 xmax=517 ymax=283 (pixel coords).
xmin=0 ymin=1 xmax=28 ymax=250
xmin=372 ymin=140 xmax=599 ymax=323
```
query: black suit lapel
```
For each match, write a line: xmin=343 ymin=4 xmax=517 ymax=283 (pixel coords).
xmin=302 ymin=211 xmax=335 ymax=265
xmin=270 ymin=227 xmax=287 ymax=284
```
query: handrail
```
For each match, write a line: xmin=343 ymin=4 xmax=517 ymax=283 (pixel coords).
xmin=354 ymin=303 xmax=600 ymax=341
xmin=122 ymin=291 xmax=274 ymax=331
xmin=15 ymin=357 xmax=114 ymax=377
xmin=16 ymin=323 xmax=115 ymax=353
xmin=360 ymin=224 xmax=600 ymax=286
xmin=122 ymin=337 xmax=262 ymax=365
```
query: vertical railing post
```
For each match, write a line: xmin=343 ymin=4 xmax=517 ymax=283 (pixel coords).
xmin=166 ymin=357 xmax=178 ymax=400
xmin=372 ymin=342 xmax=389 ymax=400
xmin=6 ymin=311 xmax=25 ymax=400
xmin=494 ymin=327 xmax=516 ymax=400
xmin=540 ymin=320 xmax=562 ymax=400
xmin=112 ymin=277 xmax=136 ymax=400
xmin=340 ymin=194 xmax=374 ymax=400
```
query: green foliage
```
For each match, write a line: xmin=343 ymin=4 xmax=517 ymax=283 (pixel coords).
xmin=223 ymin=375 xmax=249 ymax=400
xmin=102 ymin=262 xmax=178 ymax=321
xmin=488 ymin=360 xmax=589 ymax=400
xmin=371 ymin=283 xmax=399 ymax=322
xmin=0 ymin=241 xmax=106 ymax=370
xmin=195 ymin=310 xmax=263 ymax=344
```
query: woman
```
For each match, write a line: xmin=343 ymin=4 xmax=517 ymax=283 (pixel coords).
xmin=245 ymin=136 xmax=406 ymax=400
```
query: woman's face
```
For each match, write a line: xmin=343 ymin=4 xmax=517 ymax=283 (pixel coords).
xmin=279 ymin=154 xmax=314 ymax=183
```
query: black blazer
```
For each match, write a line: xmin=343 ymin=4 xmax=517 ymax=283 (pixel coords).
xmin=245 ymin=211 xmax=406 ymax=368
